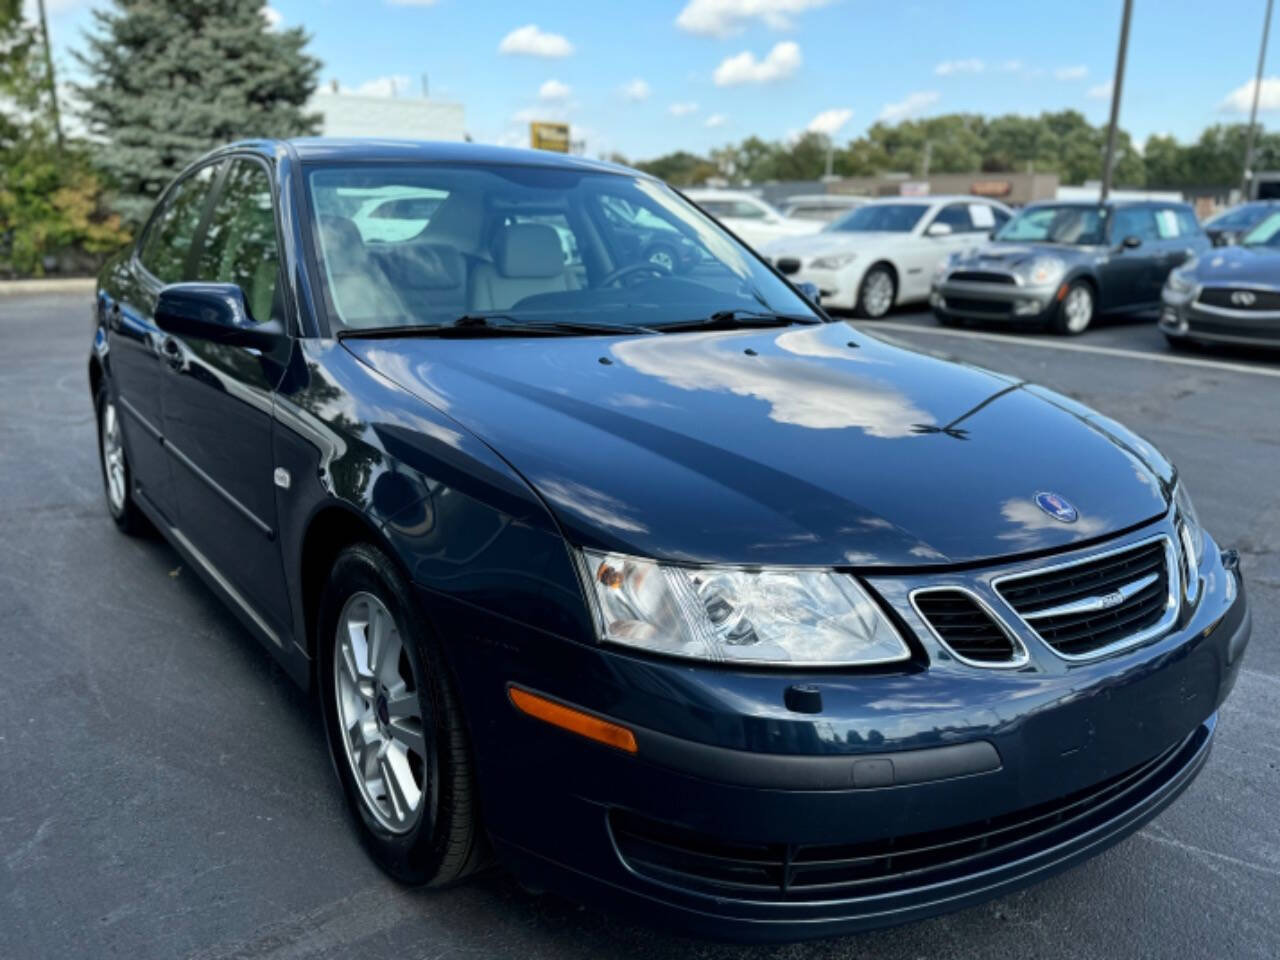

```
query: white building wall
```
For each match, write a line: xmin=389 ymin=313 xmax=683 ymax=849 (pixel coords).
xmin=308 ymin=93 xmax=466 ymax=142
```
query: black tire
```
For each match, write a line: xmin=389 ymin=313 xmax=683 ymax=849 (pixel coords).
xmin=1050 ymin=280 xmax=1095 ymax=335
xmin=318 ymin=543 xmax=486 ymax=886
xmin=853 ymin=265 xmax=896 ymax=319
xmin=933 ymin=309 xmax=964 ymax=328
xmin=95 ymin=382 xmax=148 ymax=535
xmin=1164 ymin=333 xmax=1198 ymax=352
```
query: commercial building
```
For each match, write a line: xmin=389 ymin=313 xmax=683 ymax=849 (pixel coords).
xmin=308 ymin=90 xmax=466 ymax=142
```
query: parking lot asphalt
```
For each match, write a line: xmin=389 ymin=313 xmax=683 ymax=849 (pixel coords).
xmin=2 ymin=291 xmax=1277 ymax=960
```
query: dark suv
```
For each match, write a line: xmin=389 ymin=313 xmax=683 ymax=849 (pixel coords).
xmin=932 ymin=200 xmax=1211 ymax=334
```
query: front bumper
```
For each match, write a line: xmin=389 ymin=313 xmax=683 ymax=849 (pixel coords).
xmin=931 ymin=277 xmax=1059 ymax=324
xmin=775 ymin=263 xmax=862 ymax=310
xmin=1160 ymin=292 xmax=1280 ymax=347
xmin=436 ymin=527 xmax=1249 ymax=942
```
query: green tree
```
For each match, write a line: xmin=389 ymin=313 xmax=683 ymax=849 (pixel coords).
xmin=74 ymin=0 xmax=322 ymax=223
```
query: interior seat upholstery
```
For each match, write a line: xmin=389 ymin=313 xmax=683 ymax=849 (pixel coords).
xmin=471 ymin=223 xmax=576 ymax=311
xmin=317 ymin=215 xmax=407 ymax=327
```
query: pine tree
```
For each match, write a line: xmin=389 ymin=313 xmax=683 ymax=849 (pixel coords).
xmin=74 ymin=0 xmax=321 ymax=223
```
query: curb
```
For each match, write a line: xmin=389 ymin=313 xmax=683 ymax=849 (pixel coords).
xmin=0 ymin=277 xmax=97 ymax=296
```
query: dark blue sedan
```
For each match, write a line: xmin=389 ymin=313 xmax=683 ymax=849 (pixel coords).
xmin=89 ymin=139 xmax=1250 ymax=942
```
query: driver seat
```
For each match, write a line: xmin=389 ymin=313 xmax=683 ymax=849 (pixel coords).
xmin=470 ymin=223 xmax=576 ymax=311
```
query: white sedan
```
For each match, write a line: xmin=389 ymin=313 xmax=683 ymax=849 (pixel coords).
xmin=685 ymin=189 xmax=822 ymax=250
xmin=761 ymin=196 xmax=1013 ymax=317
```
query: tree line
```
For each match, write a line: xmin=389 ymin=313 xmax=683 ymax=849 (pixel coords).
xmin=632 ymin=113 xmax=1280 ymax=191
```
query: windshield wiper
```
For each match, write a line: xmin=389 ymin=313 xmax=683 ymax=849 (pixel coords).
xmin=337 ymin=313 xmax=658 ymax=340
xmin=654 ymin=309 xmax=822 ymax=333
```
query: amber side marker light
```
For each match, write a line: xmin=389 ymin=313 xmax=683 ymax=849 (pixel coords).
xmin=508 ymin=686 xmax=638 ymax=754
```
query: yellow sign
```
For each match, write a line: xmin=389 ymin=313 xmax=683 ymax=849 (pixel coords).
xmin=530 ymin=122 xmax=570 ymax=153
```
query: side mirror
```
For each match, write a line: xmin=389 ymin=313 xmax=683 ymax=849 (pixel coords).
xmin=1122 ymin=234 xmax=1143 ymax=249
xmin=155 ymin=283 xmax=282 ymax=349
xmin=926 ymin=222 xmax=952 ymax=237
xmin=795 ymin=281 xmax=821 ymax=304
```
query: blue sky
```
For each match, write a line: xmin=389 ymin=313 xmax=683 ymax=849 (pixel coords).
xmin=32 ymin=0 xmax=1280 ymax=160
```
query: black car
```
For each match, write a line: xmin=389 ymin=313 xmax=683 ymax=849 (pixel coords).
xmin=90 ymin=139 xmax=1248 ymax=942
xmin=1162 ymin=207 xmax=1280 ymax=349
xmin=1203 ymin=200 xmax=1280 ymax=246
xmin=932 ymin=200 xmax=1211 ymax=334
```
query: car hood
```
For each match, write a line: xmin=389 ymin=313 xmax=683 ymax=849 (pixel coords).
xmin=344 ymin=323 xmax=1172 ymax=567
xmin=950 ymin=242 xmax=1096 ymax=271
xmin=762 ymin=232 xmax=911 ymax=259
xmin=1186 ymin=243 xmax=1280 ymax=284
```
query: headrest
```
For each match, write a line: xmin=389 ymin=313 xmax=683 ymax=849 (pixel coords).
xmin=422 ymin=192 xmax=484 ymax=254
xmin=494 ymin=223 xmax=564 ymax=279
xmin=391 ymin=243 xmax=465 ymax=291
xmin=317 ymin=216 xmax=367 ymax=271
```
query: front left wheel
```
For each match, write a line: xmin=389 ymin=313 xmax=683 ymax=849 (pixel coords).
xmin=854 ymin=265 xmax=896 ymax=319
xmin=318 ymin=543 xmax=486 ymax=886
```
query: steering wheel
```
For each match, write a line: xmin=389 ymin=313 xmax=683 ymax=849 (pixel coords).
xmin=599 ymin=260 xmax=671 ymax=288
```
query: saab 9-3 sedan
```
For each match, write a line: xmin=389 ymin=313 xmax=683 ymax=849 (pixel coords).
xmin=90 ymin=139 xmax=1249 ymax=942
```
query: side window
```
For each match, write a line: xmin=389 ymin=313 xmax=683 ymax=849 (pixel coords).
xmin=931 ymin=203 xmax=973 ymax=233
xmin=991 ymin=207 xmax=1011 ymax=229
xmin=1154 ymin=208 xmax=1182 ymax=239
xmin=195 ymin=159 xmax=282 ymax=324
xmin=1111 ymin=207 xmax=1158 ymax=243
xmin=730 ymin=200 xmax=768 ymax=220
xmin=138 ymin=163 xmax=219 ymax=284
xmin=1174 ymin=207 xmax=1201 ymax=238
xmin=967 ymin=203 xmax=998 ymax=232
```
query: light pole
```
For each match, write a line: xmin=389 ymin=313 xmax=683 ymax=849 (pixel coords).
xmin=1241 ymin=0 xmax=1275 ymax=198
xmin=1100 ymin=0 xmax=1134 ymax=202
xmin=35 ymin=0 xmax=65 ymax=152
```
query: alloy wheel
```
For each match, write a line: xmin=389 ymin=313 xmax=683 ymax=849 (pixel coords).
xmin=1063 ymin=285 xmax=1094 ymax=334
xmin=333 ymin=591 xmax=428 ymax=834
xmin=862 ymin=270 xmax=894 ymax=317
xmin=100 ymin=401 xmax=127 ymax=515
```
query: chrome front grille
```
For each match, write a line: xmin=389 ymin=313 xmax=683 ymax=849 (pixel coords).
xmin=911 ymin=588 xmax=1026 ymax=666
xmin=994 ymin=536 xmax=1177 ymax=660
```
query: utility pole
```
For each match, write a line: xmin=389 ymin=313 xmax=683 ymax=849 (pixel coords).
xmin=1241 ymin=0 xmax=1275 ymax=198
xmin=35 ymin=0 xmax=64 ymax=152
xmin=1100 ymin=0 xmax=1134 ymax=203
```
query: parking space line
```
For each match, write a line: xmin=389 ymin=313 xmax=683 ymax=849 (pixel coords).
xmin=867 ymin=322 xmax=1280 ymax=379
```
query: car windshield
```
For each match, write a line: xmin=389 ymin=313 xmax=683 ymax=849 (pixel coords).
xmin=305 ymin=164 xmax=815 ymax=333
xmin=1207 ymin=203 xmax=1269 ymax=230
xmin=824 ymin=203 xmax=927 ymax=233
xmin=994 ymin=205 xmax=1106 ymax=245
xmin=1241 ymin=211 xmax=1280 ymax=247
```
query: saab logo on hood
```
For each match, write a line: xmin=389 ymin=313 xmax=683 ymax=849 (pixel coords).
xmin=1034 ymin=491 xmax=1078 ymax=523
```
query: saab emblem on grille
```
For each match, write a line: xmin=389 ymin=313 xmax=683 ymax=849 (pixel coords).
xmin=1034 ymin=491 xmax=1078 ymax=523
xmin=1098 ymin=589 xmax=1125 ymax=609
xmin=1231 ymin=290 xmax=1257 ymax=307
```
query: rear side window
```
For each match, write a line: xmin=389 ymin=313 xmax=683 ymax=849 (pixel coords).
xmin=139 ymin=163 xmax=220 ymax=284
xmin=195 ymin=159 xmax=283 ymax=324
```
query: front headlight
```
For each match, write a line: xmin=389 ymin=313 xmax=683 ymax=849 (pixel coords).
xmin=1017 ymin=256 xmax=1067 ymax=287
xmin=1165 ymin=264 xmax=1198 ymax=296
xmin=810 ymin=252 xmax=858 ymax=271
xmin=1173 ymin=480 xmax=1204 ymax=602
xmin=578 ymin=549 xmax=910 ymax=666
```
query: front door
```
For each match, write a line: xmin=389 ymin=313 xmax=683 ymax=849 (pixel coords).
xmin=161 ymin=157 xmax=293 ymax=644
xmin=107 ymin=162 xmax=221 ymax=523
xmin=1103 ymin=206 xmax=1161 ymax=310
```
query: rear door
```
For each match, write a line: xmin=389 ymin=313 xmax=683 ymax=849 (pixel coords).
xmin=107 ymin=161 xmax=222 ymax=523
xmin=162 ymin=156 xmax=293 ymax=643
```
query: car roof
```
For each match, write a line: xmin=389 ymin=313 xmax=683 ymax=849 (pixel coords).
xmin=864 ymin=194 xmax=997 ymax=206
xmin=200 ymin=137 xmax=645 ymax=178
xmin=1028 ymin=198 xmax=1191 ymax=209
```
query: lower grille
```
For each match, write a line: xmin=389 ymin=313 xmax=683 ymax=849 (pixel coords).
xmin=943 ymin=296 xmax=1012 ymax=316
xmin=1197 ymin=287 xmax=1280 ymax=311
xmin=949 ymin=270 xmax=1017 ymax=285
xmin=912 ymin=589 xmax=1022 ymax=664
xmin=611 ymin=726 xmax=1205 ymax=903
xmin=996 ymin=537 xmax=1174 ymax=658
xmin=776 ymin=257 xmax=801 ymax=275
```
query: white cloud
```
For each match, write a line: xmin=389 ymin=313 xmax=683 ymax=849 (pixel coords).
xmin=668 ymin=101 xmax=700 ymax=116
xmin=261 ymin=5 xmax=283 ymax=29
xmin=713 ymin=41 xmax=802 ymax=86
xmin=539 ymin=79 xmax=572 ymax=101
xmin=620 ymin=78 xmax=651 ymax=102
xmin=806 ymin=107 xmax=852 ymax=136
xmin=997 ymin=59 xmax=1025 ymax=72
xmin=334 ymin=74 xmax=413 ymax=97
xmin=498 ymin=24 xmax=574 ymax=58
xmin=1054 ymin=65 xmax=1088 ymax=81
xmin=705 ymin=113 xmax=729 ymax=128
xmin=878 ymin=90 xmax=940 ymax=122
xmin=934 ymin=58 xmax=984 ymax=76
xmin=1087 ymin=80 xmax=1113 ymax=100
xmin=675 ymin=0 xmax=833 ymax=37
xmin=1220 ymin=76 xmax=1280 ymax=113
